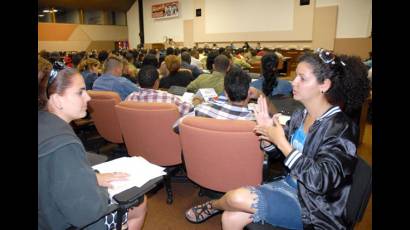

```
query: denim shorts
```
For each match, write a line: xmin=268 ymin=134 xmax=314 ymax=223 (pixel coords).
xmin=248 ymin=175 xmax=303 ymax=230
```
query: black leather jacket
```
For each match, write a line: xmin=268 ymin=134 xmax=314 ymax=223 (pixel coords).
xmin=265 ymin=106 xmax=358 ymax=229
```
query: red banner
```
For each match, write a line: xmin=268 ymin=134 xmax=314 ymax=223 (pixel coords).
xmin=152 ymin=1 xmax=179 ymax=19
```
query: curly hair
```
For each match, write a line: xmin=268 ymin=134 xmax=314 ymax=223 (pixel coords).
xmin=261 ymin=52 xmax=279 ymax=97
xmin=77 ymin=58 xmax=100 ymax=72
xmin=298 ymin=51 xmax=370 ymax=114
xmin=38 ymin=56 xmax=52 ymax=109
xmin=165 ymin=55 xmax=181 ymax=74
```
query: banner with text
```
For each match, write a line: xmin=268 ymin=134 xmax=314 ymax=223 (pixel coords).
xmin=152 ymin=1 xmax=179 ymax=19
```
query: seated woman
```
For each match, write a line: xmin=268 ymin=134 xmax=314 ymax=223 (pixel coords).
xmin=38 ymin=63 xmax=147 ymax=230
xmin=122 ymin=58 xmax=138 ymax=84
xmin=38 ymin=55 xmax=52 ymax=85
xmin=184 ymin=49 xmax=370 ymax=229
xmin=249 ymin=52 xmax=293 ymax=99
xmin=78 ymin=57 xmax=100 ymax=90
xmin=159 ymin=54 xmax=194 ymax=89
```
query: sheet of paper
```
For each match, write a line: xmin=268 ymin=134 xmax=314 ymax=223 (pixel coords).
xmin=278 ymin=115 xmax=291 ymax=125
xmin=93 ymin=156 xmax=166 ymax=197
xmin=247 ymin=103 xmax=256 ymax=111
xmin=195 ymin=88 xmax=218 ymax=102
xmin=181 ymin=92 xmax=194 ymax=103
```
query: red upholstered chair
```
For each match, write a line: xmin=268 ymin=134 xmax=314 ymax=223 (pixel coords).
xmin=179 ymin=116 xmax=264 ymax=193
xmin=87 ymin=90 xmax=124 ymax=155
xmin=114 ymin=101 xmax=183 ymax=204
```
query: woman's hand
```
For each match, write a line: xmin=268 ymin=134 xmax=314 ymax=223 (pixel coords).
xmin=254 ymin=114 xmax=287 ymax=146
xmin=96 ymin=172 xmax=129 ymax=188
xmin=254 ymin=95 xmax=273 ymax=127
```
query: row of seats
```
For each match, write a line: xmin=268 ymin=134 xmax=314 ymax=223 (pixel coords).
xmin=86 ymin=90 xmax=264 ymax=204
xmin=85 ymin=90 xmax=371 ymax=230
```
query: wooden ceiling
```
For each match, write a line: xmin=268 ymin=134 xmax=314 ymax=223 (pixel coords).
xmin=38 ymin=0 xmax=136 ymax=12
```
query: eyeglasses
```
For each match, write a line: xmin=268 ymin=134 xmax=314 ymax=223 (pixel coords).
xmin=315 ymin=48 xmax=345 ymax=66
xmin=46 ymin=61 xmax=65 ymax=98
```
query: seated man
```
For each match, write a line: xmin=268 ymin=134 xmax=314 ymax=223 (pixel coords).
xmin=93 ymin=55 xmax=140 ymax=100
xmin=186 ymin=53 xmax=230 ymax=95
xmin=190 ymin=49 xmax=204 ymax=70
xmin=125 ymin=65 xmax=193 ymax=116
xmin=174 ymin=67 xmax=255 ymax=133
xmin=233 ymin=48 xmax=252 ymax=69
xmin=181 ymin=51 xmax=203 ymax=79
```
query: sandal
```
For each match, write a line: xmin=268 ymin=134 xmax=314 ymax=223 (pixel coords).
xmin=185 ymin=200 xmax=221 ymax=223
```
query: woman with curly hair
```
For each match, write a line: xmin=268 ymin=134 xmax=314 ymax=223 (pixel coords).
xmin=184 ymin=49 xmax=370 ymax=229
xmin=78 ymin=58 xmax=100 ymax=90
xmin=159 ymin=54 xmax=194 ymax=89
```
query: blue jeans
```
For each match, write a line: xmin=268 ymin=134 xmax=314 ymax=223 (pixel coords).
xmin=248 ymin=175 xmax=303 ymax=230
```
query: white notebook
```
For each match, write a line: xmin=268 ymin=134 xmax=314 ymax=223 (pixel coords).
xmin=92 ymin=156 xmax=166 ymax=197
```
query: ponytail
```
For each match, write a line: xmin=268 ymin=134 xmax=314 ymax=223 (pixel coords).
xmin=261 ymin=53 xmax=279 ymax=97
xmin=337 ymin=55 xmax=370 ymax=113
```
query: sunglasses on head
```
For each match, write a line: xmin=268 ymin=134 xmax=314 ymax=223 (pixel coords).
xmin=46 ymin=61 xmax=66 ymax=98
xmin=315 ymin=48 xmax=345 ymax=66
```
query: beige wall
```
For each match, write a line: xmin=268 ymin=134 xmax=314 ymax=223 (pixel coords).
xmin=192 ymin=0 xmax=314 ymax=42
xmin=127 ymin=0 xmax=140 ymax=49
xmin=334 ymin=38 xmax=372 ymax=59
xmin=38 ymin=23 xmax=128 ymax=52
xmin=138 ymin=0 xmax=371 ymax=58
xmin=183 ymin=20 xmax=194 ymax=48
xmin=316 ymin=0 xmax=372 ymax=38
xmin=312 ymin=6 xmax=338 ymax=50
xmin=143 ymin=0 xmax=195 ymax=43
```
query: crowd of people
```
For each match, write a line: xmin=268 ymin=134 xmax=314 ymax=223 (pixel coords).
xmin=38 ymin=43 xmax=371 ymax=229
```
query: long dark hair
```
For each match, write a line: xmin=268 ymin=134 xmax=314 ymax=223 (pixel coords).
xmin=261 ymin=52 xmax=279 ymax=97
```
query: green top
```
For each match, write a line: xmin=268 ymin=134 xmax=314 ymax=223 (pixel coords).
xmin=233 ymin=57 xmax=252 ymax=69
xmin=186 ymin=71 xmax=225 ymax=94
xmin=248 ymin=56 xmax=262 ymax=65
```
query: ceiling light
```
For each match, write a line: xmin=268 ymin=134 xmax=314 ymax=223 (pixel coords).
xmin=52 ymin=9 xmax=58 ymax=13
xmin=38 ymin=14 xmax=45 ymax=17
xmin=43 ymin=9 xmax=50 ymax=13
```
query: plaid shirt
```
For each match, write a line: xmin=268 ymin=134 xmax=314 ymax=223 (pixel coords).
xmin=125 ymin=88 xmax=193 ymax=116
xmin=194 ymin=100 xmax=255 ymax=120
xmin=173 ymin=100 xmax=255 ymax=131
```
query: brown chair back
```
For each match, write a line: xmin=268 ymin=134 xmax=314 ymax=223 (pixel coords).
xmin=249 ymin=63 xmax=261 ymax=74
xmin=179 ymin=116 xmax=263 ymax=192
xmin=87 ymin=90 xmax=123 ymax=144
xmin=115 ymin=101 xmax=182 ymax=166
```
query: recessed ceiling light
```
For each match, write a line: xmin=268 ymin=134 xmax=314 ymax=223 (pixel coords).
xmin=43 ymin=9 xmax=50 ymax=13
xmin=38 ymin=14 xmax=45 ymax=17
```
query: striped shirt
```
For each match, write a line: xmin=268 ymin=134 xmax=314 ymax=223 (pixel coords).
xmin=125 ymin=88 xmax=193 ymax=116
xmin=173 ymin=100 xmax=255 ymax=131
xmin=194 ymin=100 xmax=255 ymax=120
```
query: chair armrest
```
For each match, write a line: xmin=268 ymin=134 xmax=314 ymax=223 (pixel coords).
xmin=68 ymin=176 xmax=163 ymax=230
xmin=113 ymin=187 xmax=145 ymax=208
xmin=113 ymin=176 xmax=164 ymax=208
